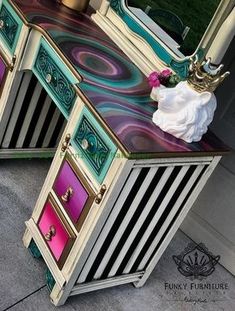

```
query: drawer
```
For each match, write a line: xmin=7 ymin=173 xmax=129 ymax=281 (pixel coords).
xmin=0 ymin=0 xmax=23 ymax=54
xmin=38 ymin=196 xmax=76 ymax=269
xmin=0 ymin=53 xmax=8 ymax=98
xmin=33 ymin=39 xmax=77 ymax=119
xmin=53 ymin=154 xmax=95 ymax=229
xmin=71 ymin=107 xmax=117 ymax=183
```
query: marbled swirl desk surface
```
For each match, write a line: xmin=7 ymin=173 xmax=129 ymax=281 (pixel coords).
xmin=11 ymin=0 xmax=228 ymax=158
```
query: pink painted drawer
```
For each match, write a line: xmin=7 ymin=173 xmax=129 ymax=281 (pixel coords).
xmin=38 ymin=197 xmax=76 ymax=269
xmin=53 ymin=155 xmax=95 ymax=230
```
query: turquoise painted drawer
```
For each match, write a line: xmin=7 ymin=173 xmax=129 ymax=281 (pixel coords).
xmin=0 ymin=0 xmax=23 ymax=54
xmin=33 ymin=39 xmax=77 ymax=119
xmin=71 ymin=107 xmax=117 ymax=183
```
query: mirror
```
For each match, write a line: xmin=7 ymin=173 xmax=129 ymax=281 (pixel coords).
xmin=108 ymin=0 xmax=233 ymax=78
xmin=127 ymin=0 xmax=220 ymax=57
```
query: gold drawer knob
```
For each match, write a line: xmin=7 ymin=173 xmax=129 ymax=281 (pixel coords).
xmin=44 ymin=225 xmax=56 ymax=241
xmin=81 ymin=138 xmax=89 ymax=150
xmin=61 ymin=186 xmax=74 ymax=203
xmin=95 ymin=184 xmax=107 ymax=204
xmin=61 ymin=133 xmax=71 ymax=152
xmin=9 ymin=55 xmax=17 ymax=72
xmin=0 ymin=20 xmax=4 ymax=29
xmin=46 ymin=73 xmax=52 ymax=84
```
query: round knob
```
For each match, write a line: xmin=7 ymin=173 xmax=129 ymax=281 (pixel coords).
xmin=0 ymin=20 xmax=4 ymax=29
xmin=46 ymin=73 xmax=52 ymax=83
xmin=44 ymin=225 xmax=56 ymax=241
xmin=81 ymin=138 xmax=89 ymax=150
xmin=61 ymin=133 xmax=71 ymax=152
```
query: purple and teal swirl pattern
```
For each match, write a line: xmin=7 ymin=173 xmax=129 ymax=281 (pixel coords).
xmin=78 ymin=83 xmax=228 ymax=154
xmin=12 ymin=0 xmax=228 ymax=155
xmin=13 ymin=0 xmax=145 ymax=90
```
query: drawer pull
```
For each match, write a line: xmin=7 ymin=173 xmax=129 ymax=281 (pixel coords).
xmin=61 ymin=186 xmax=74 ymax=203
xmin=46 ymin=73 xmax=52 ymax=84
xmin=9 ymin=55 xmax=16 ymax=72
xmin=0 ymin=20 xmax=4 ymax=29
xmin=44 ymin=225 xmax=56 ymax=241
xmin=95 ymin=184 xmax=107 ymax=204
xmin=61 ymin=133 xmax=71 ymax=152
xmin=81 ymin=138 xmax=89 ymax=150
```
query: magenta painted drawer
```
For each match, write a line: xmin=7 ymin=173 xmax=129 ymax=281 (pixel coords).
xmin=0 ymin=54 xmax=8 ymax=97
xmin=38 ymin=198 xmax=75 ymax=269
xmin=53 ymin=156 xmax=95 ymax=229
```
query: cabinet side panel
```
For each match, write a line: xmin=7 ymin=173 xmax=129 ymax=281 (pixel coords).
xmin=76 ymin=161 xmax=210 ymax=286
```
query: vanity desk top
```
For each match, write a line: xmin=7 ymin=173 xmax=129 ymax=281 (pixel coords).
xmin=10 ymin=0 xmax=228 ymax=158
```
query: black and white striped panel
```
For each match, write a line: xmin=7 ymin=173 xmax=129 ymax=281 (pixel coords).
xmin=0 ymin=72 xmax=66 ymax=149
xmin=77 ymin=163 xmax=208 ymax=284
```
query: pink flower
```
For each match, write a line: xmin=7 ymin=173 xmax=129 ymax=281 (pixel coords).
xmin=148 ymin=72 xmax=160 ymax=88
xmin=160 ymin=69 xmax=172 ymax=78
xmin=148 ymin=69 xmax=172 ymax=88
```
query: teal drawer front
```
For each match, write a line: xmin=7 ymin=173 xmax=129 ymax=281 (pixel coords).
xmin=72 ymin=107 xmax=117 ymax=183
xmin=0 ymin=0 xmax=23 ymax=54
xmin=33 ymin=39 xmax=77 ymax=119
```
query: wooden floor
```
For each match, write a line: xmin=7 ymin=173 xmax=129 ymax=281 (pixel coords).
xmin=0 ymin=159 xmax=234 ymax=311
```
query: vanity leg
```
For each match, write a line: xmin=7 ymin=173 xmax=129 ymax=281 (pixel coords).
xmin=45 ymin=269 xmax=69 ymax=307
xmin=46 ymin=268 xmax=56 ymax=292
xmin=49 ymin=283 xmax=70 ymax=307
xmin=23 ymin=227 xmax=42 ymax=258
xmin=22 ymin=227 xmax=33 ymax=248
xmin=28 ymin=240 xmax=42 ymax=259
xmin=133 ymin=277 xmax=147 ymax=289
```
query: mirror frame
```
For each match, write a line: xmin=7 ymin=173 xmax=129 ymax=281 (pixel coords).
xmin=108 ymin=0 xmax=234 ymax=78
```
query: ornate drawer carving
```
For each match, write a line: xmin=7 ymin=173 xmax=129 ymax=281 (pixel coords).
xmin=33 ymin=40 xmax=77 ymax=118
xmin=0 ymin=0 xmax=23 ymax=54
xmin=38 ymin=195 xmax=76 ymax=269
xmin=53 ymin=154 xmax=95 ymax=230
xmin=71 ymin=107 xmax=117 ymax=183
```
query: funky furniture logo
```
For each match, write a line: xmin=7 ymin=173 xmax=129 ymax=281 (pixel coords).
xmin=173 ymin=242 xmax=220 ymax=280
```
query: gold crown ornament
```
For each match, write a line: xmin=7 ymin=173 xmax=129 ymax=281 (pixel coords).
xmin=187 ymin=56 xmax=230 ymax=93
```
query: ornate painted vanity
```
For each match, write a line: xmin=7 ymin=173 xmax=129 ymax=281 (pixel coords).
xmin=0 ymin=0 xmax=233 ymax=306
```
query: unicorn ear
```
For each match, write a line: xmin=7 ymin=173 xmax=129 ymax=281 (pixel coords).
xmin=200 ymin=91 xmax=212 ymax=105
